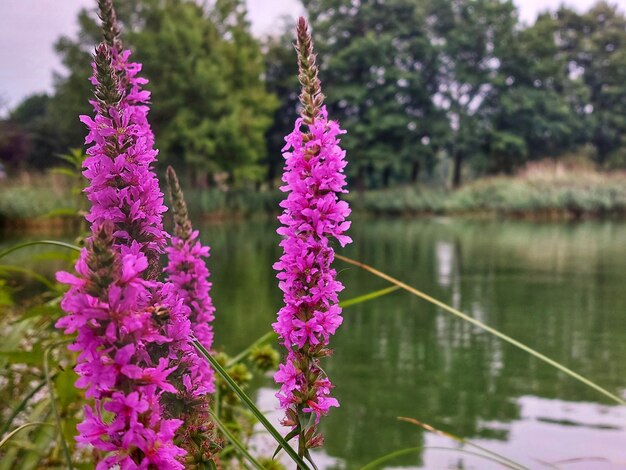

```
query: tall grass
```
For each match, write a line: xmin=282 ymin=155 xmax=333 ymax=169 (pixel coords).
xmin=351 ymin=160 xmax=626 ymax=217
xmin=0 ymin=173 xmax=80 ymax=220
xmin=5 ymin=161 xmax=626 ymax=226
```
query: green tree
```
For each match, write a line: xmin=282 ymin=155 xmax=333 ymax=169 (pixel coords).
xmin=7 ymin=93 xmax=58 ymax=169
xmin=425 ymin=0 xmax=519 ymax=186
xmin=302 ymin=0 xmax=446 ymax=189
xmin=556 ymin=2 xmax=626 ymax=166
xmin=43 ymin=0 xmax=276 ymax=185
xmin=263 ymin=21 xmax=301 ymax=188
xmin=485 ymin=12 xmax=586 ymax=173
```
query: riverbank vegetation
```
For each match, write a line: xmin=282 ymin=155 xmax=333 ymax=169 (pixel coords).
xmin=4 ymin=158 xmax=626 ymax=228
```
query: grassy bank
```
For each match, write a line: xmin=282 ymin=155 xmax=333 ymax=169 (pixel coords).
xmin=351 ymin=162 xmax=626 ymax=218
xmin=0 ymin=173 xmax=83 ymax=232
xmin=355 ymin=162 xmax=626 ymax=218
xmin=3 ymin=162 xmax=626 ymax=228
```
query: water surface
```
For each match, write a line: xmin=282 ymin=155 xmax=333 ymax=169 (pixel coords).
xmin=4 ymin=217 xmax=626 ymax=469
xmin=202 ymin=218 xmax=626 ymax=469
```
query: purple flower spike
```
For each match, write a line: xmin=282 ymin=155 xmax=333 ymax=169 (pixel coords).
xmin=165 ymin=166 xmax=216 ymax=394
xmin=272 ymin=16 xmax=351 ymax=456
xmin=56 ymin=2 xmax=219 ymax=466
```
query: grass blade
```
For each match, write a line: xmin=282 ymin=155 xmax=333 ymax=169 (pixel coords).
xmin=44 ymin=344 xmax=74 ymax=469
xmin=336 ymin=254 xmax=626 ymax=406
xmin=226 ymin=286 xmax=400 ymax=367
xmin=0 ymin=266 xmax=57 ymax=290
xmin=227 ymin=331 xmax=277 ymax=368
xmin=398 ymin=417 xmax=528 ymax=470
xmin=0 ymin=422 xmax=52 ymax=450
xmin=0 ymin=378 xmax=51 ymax=436
xmin=192 ymin=339 xmax=311 ymax=470
xmin=360 ymin=446 xmax=526 ymax=470
xmin=339 ymin=285 xmax=400 ymax=308
xmin=207 ymin=408 xmax=263 ymax=470
xmin=0 ymin=241 xmax=81 ymax=261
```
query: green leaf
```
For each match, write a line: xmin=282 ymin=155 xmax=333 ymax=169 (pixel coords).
xmin=49 ymin=168 xmax=78 ymax=178
xmin=304 ymin=449 xmax=319 ymax=470
xmin=0 ymin=346 xmax=44 ymax=366
xmin=44 ymin=344 xmax=74 ymax=469
xmin=0 ymin=422 xmax=52 ymax=450
xmin=227 ymin=331 xmax=277 ymax=367
xmin=226 ymin=286 xmax=400 ymax=368
xmin=0 ymin=241 xmax=81 ymax=261
xmin=44 ymin=208 xmax=80 ymax=218
xmin=14 ymin=305 xmax=61 ymax=323
xmin=192 ymin=340 xmax=311 ymax=470
xmin=0 ymin=379 xmax=49 ymax=436
xmin=338 ymin=285 xmax=400 ymax=308
xmin=0 ymin=265 xmax=56 ymax=290
xmin=272 ymin=427 xmax=300 ymax=460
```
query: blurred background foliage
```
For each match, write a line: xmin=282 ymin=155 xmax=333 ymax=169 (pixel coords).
xmin=1 ymin=0 xmax=625 ymax=211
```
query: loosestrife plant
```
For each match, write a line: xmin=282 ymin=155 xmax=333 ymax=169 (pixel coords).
xmin=56 ymin=1 xmax=217 ymax=467
xmin=55 ymin=1 xmax=350 ymax=468
xmin=165 ymin=166 xmax=216 ymax=393
xmin=273 ymin=17 xmax=352 ymax=460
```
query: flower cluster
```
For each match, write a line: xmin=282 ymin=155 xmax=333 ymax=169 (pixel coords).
xmin=81 ymin=43 xmax=167 ymax=277
xmin=56 ymin=7 xmax=217 ymax=465
xmin=57 ymin=223 xmax=189 ymax=469
xmin=273 ymin=106 xmax=351 ymax=424
xmin=165 ymin=167 xmax=216 ymax=393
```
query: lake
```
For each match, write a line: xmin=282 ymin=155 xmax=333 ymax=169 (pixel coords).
xmin=202 ymin=217 xmax=626 ymax=469
xmin=3 ymin=217 xmax=626 ymax=469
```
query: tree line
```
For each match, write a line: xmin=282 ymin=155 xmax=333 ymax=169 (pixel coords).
xmin=1 ymin=0 xmax=625 ymax=189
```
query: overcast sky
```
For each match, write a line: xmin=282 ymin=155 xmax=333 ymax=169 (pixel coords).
xmin=0 ymin=0 xmax=619 ymax=113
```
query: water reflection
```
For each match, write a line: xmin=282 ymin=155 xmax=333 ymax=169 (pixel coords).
xmin=201 ymin=218 xmax=626 ymax=468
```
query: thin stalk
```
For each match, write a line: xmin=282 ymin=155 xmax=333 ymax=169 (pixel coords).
xmin=207 ymin=408 xmax=263 ymax=470
xmin=360 ymin=446 xmax=525 ymax=470
xmin=0 ymin=241 xmax=81 ymax=261
xmin=43 ymin=344 xmax=74 ymax=469
xmin=226 ymin=331 xmax=277 ymax=368
xmin=0 ymin=377 xmax=52 ymax=436
xmin=192 ymin=339 xmax=311 ymax=470
xmin=0 ymin=266 xmax=57 ymax=290
xmin=398 ymin=417 xmax=527 ymax=470
xmin=339 ymin=285 xmax=400 ymax=308
xmin=336 ymin=254 xmax=626 ymax=406
xmin=0 ymin=422 xmax=53 ymax=450
xmin=226 ymin=286 xmax=399 ymax=368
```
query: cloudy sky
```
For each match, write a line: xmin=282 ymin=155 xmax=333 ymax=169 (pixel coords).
xmin=0 ymin=0 xmax=615 ymax=113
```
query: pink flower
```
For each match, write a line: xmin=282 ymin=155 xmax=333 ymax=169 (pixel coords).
xmin=273 ymin=105 xmax=351 ymax=437
xmin=121 ymin=358 xmax=177 ymax=393
xmin=56 ymin=38 xmax=207 ymax=466
xmin=165 ymin=231 xmax=216 ymax=394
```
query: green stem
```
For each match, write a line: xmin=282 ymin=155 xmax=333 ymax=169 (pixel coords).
xmin=398 ymin=417 xmax=527 ymax=470
xmin=0 ymin=422 xmax=53 ymax=450
xmin=226 ymin=286 xmax=399 ymax=368
xmin=192 ymin=340 xmax=311 ymax=470
xmin=0 ymin=241 xmax=81 ymax=261
xmin=207 ymin=408 xmax=263 ymax=470
xmin=226 ymin=331 xmax=277 ymax=368
xmin=44 ymin=344 xmax=74 ymax=469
